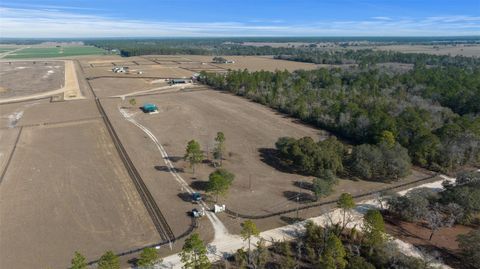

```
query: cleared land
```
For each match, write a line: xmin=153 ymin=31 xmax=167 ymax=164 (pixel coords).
xmin=99 ymin=86 xmax=433 ymax=233
xmin=0 ymin=119 xmax=159 ymax=269
xmin=0 ymin=61 xmax=64 ymax=98
xmin=4 ymin=46 xmax=106 ymax=59
xmin=78 ymin=55 xmax=319 ymax=79
xmin=369 ymin=44 xmax=480 ymax=57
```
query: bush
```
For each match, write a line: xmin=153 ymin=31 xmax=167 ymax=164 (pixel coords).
xmin=350 ymin=142 xmax=411 ymax=182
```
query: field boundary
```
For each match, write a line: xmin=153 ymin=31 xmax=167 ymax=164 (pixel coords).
xmin=225 ymin=173 xmax=439 ymax=219
xmin=86 ymin=218 xmax=197 ymax=266
xmin=0 ymin=116 xmax=103 ymax=130
xmin=0 ymin=127 xmax=23 ymax=184
xmin=81 ymin=62 xmax=182 ymax=244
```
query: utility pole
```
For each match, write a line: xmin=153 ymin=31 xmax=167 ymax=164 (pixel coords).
xmin=249 ymin=174 xmax=252 ymax=191
xmin=296 ymin=195 xmax=300 ymax=220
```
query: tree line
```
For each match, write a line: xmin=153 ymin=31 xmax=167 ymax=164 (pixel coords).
xmin=275 ymin=49 xmax=480 ymax=67
xmin=199 ymin=65 xmax=480 ymax=173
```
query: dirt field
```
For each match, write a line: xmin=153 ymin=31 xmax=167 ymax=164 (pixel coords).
xmin=0 ymin=119 xmax=160 ymax=269
xmin=0 ymin=61 xmax=64 ymax=98
xmin=78 ymin=55 xmax=319 ymax=79
xmin=89 ymin=77 xmax=159 ymax=97
xmin=384 ymin=215 xmax=476 ymax=268
xmin=175 ymin=55 xmax=319 ymax=71
xmin=340 ymin=44 xmax=480 ymax=57
xmin=97 ymin=86 xmax=433 ymax=234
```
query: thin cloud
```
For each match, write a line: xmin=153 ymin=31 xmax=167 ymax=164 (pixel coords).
xmin=372 ymin=16 xmax=393 ymax=21
xmin=0 ymin=7 xmax=479 ymax=37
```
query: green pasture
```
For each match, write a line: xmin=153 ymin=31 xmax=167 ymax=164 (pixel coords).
xmin=4 ymin=46 xmax=106 ymax=59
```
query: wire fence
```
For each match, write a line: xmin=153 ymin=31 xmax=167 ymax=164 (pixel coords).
xmin=225 ymin=173 xmax=440 ymax=219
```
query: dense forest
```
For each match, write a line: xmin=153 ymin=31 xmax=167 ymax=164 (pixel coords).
xmin=275 ymin=49 xmax=480 ymax=67
xmin=82 ymin=38 xmax=480 ymax=60
xmin=84 ymin=39 xmax=304 ymax=57
xmin=199 ymin=63 xmax=480 ymax=173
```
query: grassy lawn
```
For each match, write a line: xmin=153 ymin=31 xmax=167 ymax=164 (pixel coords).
xmin=4 ymin=46 xmax=106 ymax=59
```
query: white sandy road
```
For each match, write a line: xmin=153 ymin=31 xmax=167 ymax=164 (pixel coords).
xmin=113 ymin=83 xmax=193 ymax=99
xmin=119 ymin=108 xmax=472 ymax=269
xmin=158 ymin=176 xmax=457 ymax=269
xmin=0 ymin=60 xmax=82 ymax=104
xmin=119 ymin=109 xmax=237 ymax=243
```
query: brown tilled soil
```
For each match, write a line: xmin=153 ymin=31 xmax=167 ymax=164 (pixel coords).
xmin=0 ymin=119 xmax=160 ymax=269
xmin=89 ymin=77 xmax=154 ymax=97
xmin=0 ymin=61 xmax=64 ymax=98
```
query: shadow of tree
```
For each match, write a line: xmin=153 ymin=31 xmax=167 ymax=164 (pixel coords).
xmin=280 ymin=215 xmax=304 ymax=225
xmin=190 ymin=180 xmax=209 ymax=191
xmin=293 ymin=180 xmax=313 ymax=191
xmin=283 ymin=190 xmax=316 ymax=203
xmin=167 ymin=156 xmax=183 ymax=162
xmin=178 ymin=192 xmax=192 ymax=202
xmin=258 ymin=148 xmax=296 ymax=174
xmin=154 ymin=165 xmax=184 ymax=173
xmin=127 ymin=257 xmax=138 ymax=267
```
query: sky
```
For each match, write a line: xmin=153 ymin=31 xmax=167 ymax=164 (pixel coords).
xmin=0 ymin=0 xmax=479 ymax=38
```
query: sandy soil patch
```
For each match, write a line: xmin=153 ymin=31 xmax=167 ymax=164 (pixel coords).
xmin=89 ymin=77 xmax=154 ymax=97
xmin=165 ymin=55 xmax=320 ymax=72
xmin=0 ymin=61 xmax=64 ymax=99
xmin=0 ymin=120 xmax=159 ymax=269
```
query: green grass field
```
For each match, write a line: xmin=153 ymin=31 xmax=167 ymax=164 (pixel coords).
xmin=4 ymin=46 xmax=106 ymax=59
xmin=0 ymin=48 xmax=15 ymax=53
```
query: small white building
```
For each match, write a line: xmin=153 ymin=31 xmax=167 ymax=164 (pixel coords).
xmin=112 ymin=66 xmax=129 ymax=73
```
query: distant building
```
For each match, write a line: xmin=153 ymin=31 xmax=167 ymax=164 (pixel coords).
xmin=112 ymin=66 xmax=129 ymax=73
xmin=212 ymin=56 xmax=235 ymax=64
xmin=170 ymin=79 xmax=188 ymax=84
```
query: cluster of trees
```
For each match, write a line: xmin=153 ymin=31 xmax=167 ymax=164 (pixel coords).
xmin=386 ymin=171 xmax=480 ymax=226
xmin=85 ymin=39 xmax=305 ymax=57
xmin=275 ymin=136 xmax=346 ymax=177
xmin=199 ymin=64 xmax=480 ymax=172
xmin=229 ymin=208 xmax=435 ymax=269
xmin=381 ymin=171 xmax=480 ymax=268
xmin=349 ymin=139 xmax=411 ymax=181
xmin=184 ymin=132 xmax=227 ymax=173
xmin=70 ymin=247 xmax=160 ymax=269
xmin=184 ymin=133 xmax=235 ymax=202
xmin=275 ymin=135 xmax=411 ymax=182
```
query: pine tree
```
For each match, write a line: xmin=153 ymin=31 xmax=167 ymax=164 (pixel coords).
xmin=70 ymin=251 xmax=87 ymax=269
xmin=138 ymin=247 xmax=161 ymax=268
xmin=98 ymin=251 xmax=120 ymax=269
xmin=184 ymin=140 xmax=203 ymax=174
xmin=179 ymin=233 xmax=211 ymax=269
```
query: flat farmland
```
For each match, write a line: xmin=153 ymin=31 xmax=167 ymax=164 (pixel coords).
xmin=0 ymin=120 xmax=159 ymax=269
xmin=346 ymin=44 xmax=480 ymax=57
xmin=98 ymin=88 xmax=434 ymax=233
xmin=0 ymin=61 xmax=64 ymax=98
xmin=4 ymin=46 xmax=106 ymax=59
xmin=177 ymin=55 xmax=319 ymax=71
xmin=89 ymin=77 xmax=157 ymax=97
